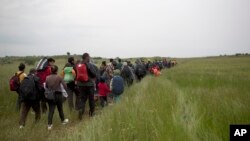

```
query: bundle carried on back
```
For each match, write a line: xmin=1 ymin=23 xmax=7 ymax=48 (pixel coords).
xmin=36 ymin=57 xmax=48 ymax=71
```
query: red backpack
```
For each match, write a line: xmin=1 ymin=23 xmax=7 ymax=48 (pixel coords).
xmin=9 ymin=72 xmax=23 ymax=91
xmin=76 ymin=63 xmax=89 ymax=82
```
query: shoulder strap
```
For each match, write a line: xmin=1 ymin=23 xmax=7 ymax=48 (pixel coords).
xmin=17 ymin=71 xmax=24 ymax=77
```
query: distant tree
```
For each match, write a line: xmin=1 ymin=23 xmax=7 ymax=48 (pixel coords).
xmin=235 ymin=53 xmax=241 ymax=56
xmin=24 ymin=57 xmax=36 ymax=65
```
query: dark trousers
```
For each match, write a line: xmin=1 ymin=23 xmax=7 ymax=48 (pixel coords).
xmin=40 ymin=88 xmax=48 ymax=113
xmin=19 ymin=101 xmax=41 ymax=126
xmin=16 ymin=90 xmax=22 ymax=111
xmin=78 ymin=86 xmax=95 ymax=119
xmin=47 ymin=92 xmax=65 ymax=125
xmin=66 ymin=82 xmax=76 ymax=111
xmin=100 ymin=96 xmax=107 ymax=108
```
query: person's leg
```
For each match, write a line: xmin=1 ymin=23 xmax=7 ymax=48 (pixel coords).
xmin=19 ymin=102 xmax=31 ymax=126
xmin=16 ymin=91 xmax=22 ymax=111
xmin=55 ymin=94 xmax=65 ymax=122
xmin=32 ymin=101 xmax=41 ymax=123
xmin=104 ymin=96 xmax=108 ymax=106
xmin=74 ymin=87 xmax=80 ymax=110
xmin=48 ymin=100 xmax=56 ymax=125
xmin=40 ymin=88 xmax=47 ymax=113
xmin=100 ymin=96 xmax=105 ymax=108
xmin=78 ymin=87 xmax=88 ymax=120
xmin=114 ymin=95 xmax=120 ymax=103
xmin=67 ymin=82 xmax=75 ymax=111
xmin=67 ymin=88 xmax=74 ymax=111
xmin=88 ymin=87 xmax=95 ymax=116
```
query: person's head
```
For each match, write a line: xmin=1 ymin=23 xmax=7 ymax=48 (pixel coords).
xmin=110 ymin=58 xmax=113 ymax=63
xmin=47 ymin=58 xmax=55 ymax=66
xmin=65 ymin=63 xmax=72 ymax=67
xmin=51 ymin=65 xmax=58 ymax=74
xmin=102 ymin=61 xmax=106 ymax=66
xmin=18 ymin=63 xmax=25 ymax=71
xmin=123 ymin=62 xmax=128 ymax=66
xmin=29 ymin=68 xmax=36 ymax=74
xmin=114 ymin=69 xmax=121 ymax=75
xmin=118 ymin=58 xmax=121 ymax=63
xmin=76 ymin=59 xmax=81 ymax=64
xmin=100 ymin=77 xmax=105 ymax=83
xmin=68 ymin=57 xmax=75 ymax=64
xmin=82 ymin=53 xmax=90 ymax=63
xmin=112 ymin=60 xmax=117 ymax=67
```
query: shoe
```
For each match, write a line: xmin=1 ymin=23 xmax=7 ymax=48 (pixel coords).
xmin=62 ymin=119 xmax=69 ymax=125
xmin=48 ymin=124 xmax=53 ymax=130
xmin=19 ymin=125 xmax=24 ymax=129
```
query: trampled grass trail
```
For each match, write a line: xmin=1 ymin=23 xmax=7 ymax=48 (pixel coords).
xmin=0 ymin=56 xmax=250 ymax=141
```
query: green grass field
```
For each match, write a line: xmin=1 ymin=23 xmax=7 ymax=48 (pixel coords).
xmin=0 ymin=56 xmax=249 ymax=141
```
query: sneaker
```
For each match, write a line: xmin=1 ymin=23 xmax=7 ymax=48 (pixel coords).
xmin=62 ymin=119 xmax=69 ymax=125
xmin=19 ymin=125 xmax=24 ymax=129
xmin=48 ymin=124 xmax=53 ymax=130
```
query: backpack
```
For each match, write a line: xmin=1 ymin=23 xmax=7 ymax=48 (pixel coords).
xmin=136 ymin=65 xmax=146 ymax=76
xmin=112 ymin=76 xmax=124 ymax=95
xmin=19 ymin=75 xmax=37 ymax=101
xmin=122 ymin=66 xmax=132 ymax=79
xmin=9 ymin=72 xmax=23 ymax=91
xmin=76 ymin=63 xmax=89 ymax=82
xmin=36 ymin=57 xmax=48 ymax=71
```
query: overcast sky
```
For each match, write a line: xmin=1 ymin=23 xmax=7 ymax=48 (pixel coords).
xmin=0 ymin=0 xmax=249 ymax=58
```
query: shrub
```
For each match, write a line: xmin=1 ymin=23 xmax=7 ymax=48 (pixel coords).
xmin=24 ymin=57 xmax=37 ymax=66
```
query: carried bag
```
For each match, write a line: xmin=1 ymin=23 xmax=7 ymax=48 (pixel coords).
xmin=45 ymin=89 xmax=55 ymax=100
xmin=36 ymin=57 xmax=48 ymax=71
xmin=9 ymin=72 xmax=24 ymax=91
xmin=76 ymin=63 xmax=89 ymax=82
xmin=19 ymin=75 xmax=37 ymax=101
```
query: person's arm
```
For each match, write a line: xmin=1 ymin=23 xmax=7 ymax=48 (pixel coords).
xmin=86 ymin=63 xmax=96 ymax=78
xmin=105 ymin=84 xmax=111 ymax=93
xmin=110 ymin=78 xmax=113 ymax=91
xmin=60 ymin=76 xmax=67 ymax=89
xmin=72 ymin=69 xmax=76 ymax=78
xmin=61 ymin=69 xmax=65 ymax=77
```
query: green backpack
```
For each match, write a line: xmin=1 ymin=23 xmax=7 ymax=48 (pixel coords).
xmin=63 ymin=67 xmax=75 ymax=83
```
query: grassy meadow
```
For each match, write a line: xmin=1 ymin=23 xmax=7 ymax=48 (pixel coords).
xmin=0 ymin=56 xmax=249 ymax=141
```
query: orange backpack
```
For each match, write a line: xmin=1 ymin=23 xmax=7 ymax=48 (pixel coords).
xmin=76 ymin=63 xmax=88 ymax=82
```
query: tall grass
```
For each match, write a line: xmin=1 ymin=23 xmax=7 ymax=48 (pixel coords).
xmin=0 ymin=56 xmax=249 ymax=141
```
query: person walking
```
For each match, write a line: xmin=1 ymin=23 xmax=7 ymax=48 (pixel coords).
xmin=36 ymin=57 xmax=55 ymax=114
xmin=15 ymin=63 xmax=27 ymax=111
xmin=19 ymin=68 xmax=41 ymax=129
xmin=62 ymin=57 xmax=76 ymax=111
xmin=45 ymin=65 xmax=69 ymax=130
xmin=98 ymin=77 xmax=111 ymax=108
xmin=76 ymin=53 xmax=97 ymax=120
xmin=110 ymin=70 xmax=124 ymax=103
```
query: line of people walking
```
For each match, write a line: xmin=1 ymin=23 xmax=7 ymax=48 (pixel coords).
xmin=9 ymin=53 xmax=176 ymax=130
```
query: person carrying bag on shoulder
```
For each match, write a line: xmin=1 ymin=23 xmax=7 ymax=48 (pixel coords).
xmin=45 ymin=65 xmax=69 ymax=130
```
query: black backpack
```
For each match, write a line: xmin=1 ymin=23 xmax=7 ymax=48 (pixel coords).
xmin=122 ymin=66 xmax=132 ymax=79
xmin=136 ymin=65 xmax=146 ymax=76
xmin=19 ymin=75 xmax=37 ymax=101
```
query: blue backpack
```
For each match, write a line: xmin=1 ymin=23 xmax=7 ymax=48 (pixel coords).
xmin=112 ymin=76 xmax=124 ymax=95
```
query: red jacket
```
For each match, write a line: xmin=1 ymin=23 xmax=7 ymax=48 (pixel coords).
xmin=98 ymin=82 xmax=111 ymax=96
xmin=36 ymin=66 xmax=52 ymax=86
